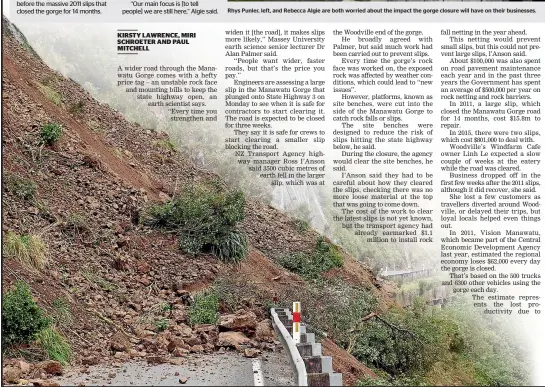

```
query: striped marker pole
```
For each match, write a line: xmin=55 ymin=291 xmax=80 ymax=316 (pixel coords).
xmin=293 ymin=301 xmax=301 ymax=344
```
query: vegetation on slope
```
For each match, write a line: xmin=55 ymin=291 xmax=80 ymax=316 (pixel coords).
xmin=2 ymin=281 xmax=72 ymax=365
xmin=276 ymin=236 xmax=343 ymax=281
xmin=3 ymin=232 xmax=48 ymax=271
xmin=142 ymin=184 xmax=249 ymax=263
xmin=39 ymin=122 xmax=63 ymax=145
xmin=188 ymin=290 xmax=220 ymax=326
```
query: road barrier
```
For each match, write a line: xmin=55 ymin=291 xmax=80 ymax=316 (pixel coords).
xmin=271 ymin=305 xmax=342 ymax=387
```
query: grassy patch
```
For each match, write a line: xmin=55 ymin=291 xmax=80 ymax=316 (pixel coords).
xmin=38 ymin=83 xmax=62 ymax=106
xmin=154 ymin=318 xmax=169 ymax=332
xmin=136 ymin=302 xmax=173 ymax=327
xmin=2 ymin=281 xmax=51 ymax=348
xmin=143 ymin=184 xmax=249 ymax=263
xmin=113 ymin=147 xmax=133 ymax=159
xmin=4 ymin=173 xmax=37 ymax=201
xmin=154 ymin=139 xmax=177 ymax=152
xmin=276 ymin=236 xmax=343 ymax=281
xmin=41 ymin=75 xmax=56 ymax=86
xmin=113 ymin=147 xmax=124 ymax=159
xmin=35 ymin=327 xmax=71 ymax=365
xmin=161 ymin=302 xmax=172 ymax=312
xmin=188 ymin=290 xmax=219 ymax=326
xmin=3 ymin=232 xmax=48 ymax=271
xmin=294 ymin=219 xmax=309 ymax=233
xmin=40 ymin=123 xmax=63 ymax=145
xmin=210 ymin=230 xmax=248 ymax=263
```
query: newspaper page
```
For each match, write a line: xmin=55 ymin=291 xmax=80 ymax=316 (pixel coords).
xmin=1 ymin=1 xmax=543 ymax=386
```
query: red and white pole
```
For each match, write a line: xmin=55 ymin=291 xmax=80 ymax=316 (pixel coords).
xmin=292 ymin=301 xmax=301 ymax=344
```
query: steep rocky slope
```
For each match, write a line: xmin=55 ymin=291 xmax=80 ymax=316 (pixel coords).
xmin=2 ymin=18 xmax=389 ymax=384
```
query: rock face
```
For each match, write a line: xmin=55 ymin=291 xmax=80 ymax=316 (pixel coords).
xmin=219 ymin=310 xmax=257 ymax=332
xmin=217 ymin=331 xmax=250 ymax=349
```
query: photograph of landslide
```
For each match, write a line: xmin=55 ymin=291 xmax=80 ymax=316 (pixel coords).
xmin=1 ymin=15 xmax=535 ymax=387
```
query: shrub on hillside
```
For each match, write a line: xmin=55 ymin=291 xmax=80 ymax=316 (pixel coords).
xmin=276 ymin=236 xmax=343 ymax=281
xmin=154 ymin=318 xmax=169 ymax=332
xmin=154 ymin=139 xmax=177 ymax=152
xmin=40 ymin=123 xmax=63 ymax=145
xmin=351 ymin=315 xmax=430 ymax=375
xmin=2 ymin=281 xmax=51 ymax=348
xmin=294 ymin=219 xmax=309 ymax=234
xmin=188 ymin=290 xmax=219 ymax=326
xmin=350 ymin=297 xmax=531 ymax=385
xmin=315 ymin=236 xmax=343 ymax=268
xmin=143 ymin=185 xmax=248 ymax=263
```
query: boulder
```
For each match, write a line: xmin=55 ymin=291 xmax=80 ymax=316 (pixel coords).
xmin=167 ymin=338 xmax=189 ymax=353
xmin=244 ymin=348 xmax=261 ymax=358
xmin=189 ymin=345 xmax=204 ymax=353
xmin=217 ymin=331 xmax=250 ymax=349
xmin=3 ymin=365 xmax=21 ymax=383
xmin=155 ymin=333 xmax=170 ymax=350
xmin=146 ymin=356 xmax=167 ymax=365
xmin=38 ymin=361 xmax=63 ymax=376
xmin=81 ymin=356 xmax=100 ymax=366
xmin=255 ymin=319 xmax=275 ymax=341
xmin=183 ymin=335 xmax=201 ymax=346
xmin=172 ymin=310 xmax=187 ymax=324
xmin=16 ymin=360 xmax=31 ymax=375
xmin=194 ymin=324 xmax=217 ymax=333
xmin=219 ymin=310 xmax=257 ymax=331
xmin=113 ymin=351 xmax=130 ymax=361
xmin=174 ymin=323 xmax=193 ymax=337
xmin=110 ymin=332 xmax=130 ymax=352
xmin=172 ymin=347 xmax=189 ymax=357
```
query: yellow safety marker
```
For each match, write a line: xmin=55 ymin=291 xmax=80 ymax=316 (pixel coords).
xmin=293 ymin=301 xmax=301 ymax=344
